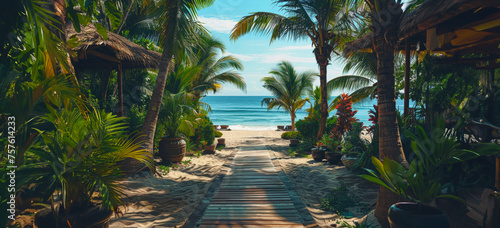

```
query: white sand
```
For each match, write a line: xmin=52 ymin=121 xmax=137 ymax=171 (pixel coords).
xmin=109 ymin=129 xmax=380 ymax=228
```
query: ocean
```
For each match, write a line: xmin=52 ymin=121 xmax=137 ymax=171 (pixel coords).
xmin=203 ymin=96 xmax=409 ymax=130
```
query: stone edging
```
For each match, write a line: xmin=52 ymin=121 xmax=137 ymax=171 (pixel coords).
xmin=268 ymin=146 xmax=320 ymax=228
xmin=181 ymin=148 xmax=238 ymax=228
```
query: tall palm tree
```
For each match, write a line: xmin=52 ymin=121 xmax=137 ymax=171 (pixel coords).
xmin=139 ymin=0 xmax=214 ymax=165
xmin=261 ymin=61 xmax=316 ymax=131
xmin=231 ymin=0 xmax=357 ymax=139
xmin=349 ymin=0 xmax=423 ymax=225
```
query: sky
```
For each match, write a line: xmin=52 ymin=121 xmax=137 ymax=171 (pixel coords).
xmin=197 ymin=0 xmax=350 ymax=96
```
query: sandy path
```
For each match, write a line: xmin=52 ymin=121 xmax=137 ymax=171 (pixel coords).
xmin=110 ymin=130 xmax=380 ymax=227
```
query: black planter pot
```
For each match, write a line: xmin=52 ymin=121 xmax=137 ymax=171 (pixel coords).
xmin=311 ymin=148 xmax=325 ymax=161
xmin=388 ymin=202 xmax=449 ymax=228
xmin=325 ymin=152 xmax=342 ymax=165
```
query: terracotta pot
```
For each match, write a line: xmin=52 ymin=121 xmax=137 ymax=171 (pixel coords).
xmin=35 ymin=205 xmax=112 ymax=228
xmin=325 ymin=152 xmax=342 ymax=165
xmin=158 ymin=137 xmax=186 ymax=163
xmin=341 ymin=154 xmax=358 ymax=169
xmin=204 ymin=144 xmax=216 ymax=154
xmin=388 ymin=202 xmax=449 ymax=228
xmin=311 ymin=147 xmax=325 ymax=162
xmin=289 ymin=139 xmax=300 ymax=147
xmin=217 ymin=138 xmax=226 ymax=146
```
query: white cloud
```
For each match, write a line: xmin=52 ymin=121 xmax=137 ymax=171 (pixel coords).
xmin=272 ymin=45 xmax=313 ymax=51
xmin=261 ymin=54 xmax=316 ymax=64
xmin=198 ymin=16 xmax=237 ymax=33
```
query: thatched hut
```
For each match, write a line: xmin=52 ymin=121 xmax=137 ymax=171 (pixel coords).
xmin=343 ymin=0 xmax=500 ymax=116
xmin=67 ymin=24 xmax=162 ymax=116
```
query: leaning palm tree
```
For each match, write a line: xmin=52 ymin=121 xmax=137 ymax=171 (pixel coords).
xmin=261 ymin=61 xmax=316 ymax=131
xmin=139 ymin=0 xmax=214 ymax=166
xmin=189 ymin=35 xmax=246 ymax=99
xmin=231 ymin=0 xmax=357 ymax=139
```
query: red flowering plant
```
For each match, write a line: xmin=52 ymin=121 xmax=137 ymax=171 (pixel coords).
xmin=331 ymin=93 xmax=359 ymax=142
xmin=367 ymin=105 xmax=378 ymax=132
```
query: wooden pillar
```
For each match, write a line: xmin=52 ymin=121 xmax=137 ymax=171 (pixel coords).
xmin=404 ymin=41 xmax=410 ymax=118
xmin=496 ymin=156 xmax=500 ymax=191
xmin=117 ymin=62 xmax=124 ymax=117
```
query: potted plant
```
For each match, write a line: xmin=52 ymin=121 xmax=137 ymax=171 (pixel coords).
xmin=202 ymin=124 xmax=216 ymax=154
xmin=311 ymin=142 xmax=325 ymax=162
xmin=158 ymin=92 xmax=196 ymax=163
xmin=325 ymin=142 xmax=342 ymax=165
xmin=17 ymin=109 xmax=154 ymax=228
xmin=360 ymin=119 xmax=497 ymax=228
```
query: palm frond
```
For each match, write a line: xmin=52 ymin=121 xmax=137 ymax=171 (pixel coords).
xmin=327 ymin=75 xmax=375 ymax=92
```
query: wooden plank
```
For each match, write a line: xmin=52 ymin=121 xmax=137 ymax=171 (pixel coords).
xmin=201 ymin=216 xmax=301 ymax=222
xmin=200 ymin=225 xmax=304 ymax=228
xmin=206 ymin=204 xmax=296 ymax=210
xmin=200 ymin=220 xmax=302 ymax=225
xmin=204 ymin=209 xmax=297 ymax=214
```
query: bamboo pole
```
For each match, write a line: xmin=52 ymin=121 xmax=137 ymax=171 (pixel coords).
xmin=117 ymin=62 xmax=123 ymax=117
xmin=404 ymin=41 xmax=410 ymax=118
xmin=496 ymin=156 xmax=500 ymax=191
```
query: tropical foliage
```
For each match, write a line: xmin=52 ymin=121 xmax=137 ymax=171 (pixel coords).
xmin=261 ymin=61 xmax=316 ymax=131
xmin=231 ymin=0 xmax=358 ymax=138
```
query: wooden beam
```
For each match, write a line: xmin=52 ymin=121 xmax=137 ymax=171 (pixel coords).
xmin=86 ymin=49 xmax=120 ymax=63
xmin=436 ymin=37 xmax=500 ymax=54
xmin=404 ymin=41 xmax=411 ymax=118
xmin=117 ymin=62 xmax=123 ymax=117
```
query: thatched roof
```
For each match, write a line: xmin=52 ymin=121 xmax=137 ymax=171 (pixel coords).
xmin=343 ymin=0 xmax=500 ymax=56
xmin=67 ymin=24 xmax=161 ymax=69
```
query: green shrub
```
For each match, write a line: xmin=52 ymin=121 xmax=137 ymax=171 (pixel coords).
xmin=321 ymin=182 xmax=361 ymax=214
xmin=214 ymin=130 xmax=223 ymax=137
xmin=296 ymin=116 xmax=337 ymax=140
xmin=296 ymin=119 xmax=318 ymax=140
xmin=281 ymin=131 xmax=300 ymax=139
xmin=201 ymin=124 xmax=215 ymax=145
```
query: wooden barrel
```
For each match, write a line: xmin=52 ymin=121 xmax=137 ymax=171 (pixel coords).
xmin=158 ymin=137 xmax=186 ymax=163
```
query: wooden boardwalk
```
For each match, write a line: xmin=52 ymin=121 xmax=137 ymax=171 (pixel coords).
xmin=199 ymin=146 xmax=306 ymax=228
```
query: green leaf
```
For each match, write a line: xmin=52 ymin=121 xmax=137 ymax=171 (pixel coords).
xmin=436 ymin=194 xmax=466 ymax=204
xmin=67 ymin=1 xmax=81 ymax=32
xmin=95 ymin=23 xmax=108 ymax=40
xmin=359 ymin=174 xmax=391 ymax=190
xmin=104 ymin=1 xmax=122 ymax=31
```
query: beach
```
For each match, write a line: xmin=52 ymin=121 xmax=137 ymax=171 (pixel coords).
xmin=109 ymin=129 xmax=379 ymax=228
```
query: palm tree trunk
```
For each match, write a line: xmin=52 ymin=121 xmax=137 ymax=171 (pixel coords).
xmin=317 ymin=62 xmax=328 ymax=139
xmin=373 ymin=28 xmax=408 ymax=228
xmin=291 ymin=111 xmax=296 ymax=131
xmin=142 ymin=47 xmax=173 ymax=152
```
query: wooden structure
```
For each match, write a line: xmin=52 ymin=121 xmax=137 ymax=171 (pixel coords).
xmin=67 ymin=24 xmax=161 ymax=116
xmin=343 ymin=0 xmax=500 ymax=117
xmin=199 ymin=146 xmax=305 ymax=227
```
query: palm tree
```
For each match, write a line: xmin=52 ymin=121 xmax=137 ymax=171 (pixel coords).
xmin=139 ymin=0 xmax=214 ymax=164
xmin=230 ymin=0 xmax=357 ymax=139
xmin=328 ymin=52 xmax=378 ymax=109
xmin=261 ymin=61 xmax=316 ymax=131
xmin=349 ymin=0 xmax=421 ymax=225
xmin=189 ymin=35 xmax=246 ymax=99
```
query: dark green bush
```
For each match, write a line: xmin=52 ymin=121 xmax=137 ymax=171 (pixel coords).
xmin=296 ymin=119 xmax=318 ymax=140
xmin=281 ymin=131 xmax=301 ymax=139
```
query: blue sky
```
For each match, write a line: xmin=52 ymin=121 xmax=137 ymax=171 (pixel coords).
xmin=197 ymin=0 xmax=349 ymax=96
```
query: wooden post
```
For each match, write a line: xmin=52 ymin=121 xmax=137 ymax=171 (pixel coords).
xmin=496 ymin=156 xmax=500 ymax=191
xmin=404 ymin=41 xmax=410 ymax=118
xmin=117 ymin=62 xmax=123 ymax=117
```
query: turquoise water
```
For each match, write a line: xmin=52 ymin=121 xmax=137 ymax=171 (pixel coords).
xmin=203 ymin=96 xmax=409 ymax=130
